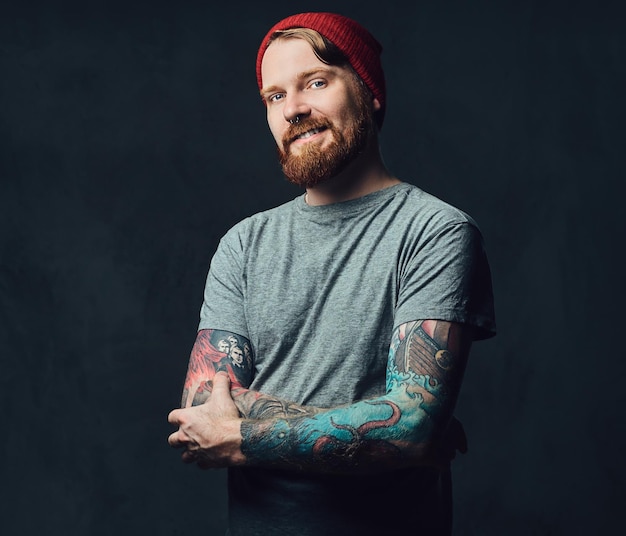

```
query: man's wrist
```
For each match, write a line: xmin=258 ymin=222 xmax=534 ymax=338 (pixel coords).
xmin=228 ymin=419 xmax=247 ymax=466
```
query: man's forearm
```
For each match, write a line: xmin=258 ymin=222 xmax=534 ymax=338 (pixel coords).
xmin=238 ymin=364 xmax=439 ymax=473
xmin=231 ymin=386 xmax=322 ymax=419
xmin=181 ymin=329 xmax=253 ymax=408
xmin=180 ymin=328 xmax=321 ymax=421
xmin=171 ymin=320 xmax=471 ymax=472
xmin=234 ymin=320 xmax=471 ymax=473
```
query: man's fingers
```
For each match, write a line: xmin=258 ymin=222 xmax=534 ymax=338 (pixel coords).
xmin=181 ymin=449 xmax=197 ymax=464
xmin=168 ymin=430 xmax=187 ymax=448
xmin=211 ymin=372 xmax=232 ymax=398
xmin=168 ymin=409 xmax=180 ymax=425
xmin=448 ymin=417 xmax=468 ymax=454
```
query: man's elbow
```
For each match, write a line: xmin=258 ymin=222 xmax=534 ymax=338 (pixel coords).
xmin=403 ymin=410 xmax=466 ymax=468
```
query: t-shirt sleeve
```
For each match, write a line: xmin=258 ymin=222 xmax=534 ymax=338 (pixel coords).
xmin=197 ymin=228 xmax=250 ymax=338
xmin=394 ymin=220 xmax=496 ymax=341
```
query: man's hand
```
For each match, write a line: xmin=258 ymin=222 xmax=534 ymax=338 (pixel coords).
xmin=427 ymin=416 xmax=468 ymax=469
xmin=168 ymin=372 xmax=246 ymax=469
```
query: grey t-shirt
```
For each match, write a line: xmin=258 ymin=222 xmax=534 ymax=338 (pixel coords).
xmin=199 ymin=182 xmax=496 ymax=535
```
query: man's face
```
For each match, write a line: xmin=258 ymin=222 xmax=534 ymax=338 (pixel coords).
xmin=217 ymin=340 xmax=230 ymax=353
xmin=260 ymin=38 xmax=379 ymax=188
xmin=230 ymin=346 xmax=244 ymax=366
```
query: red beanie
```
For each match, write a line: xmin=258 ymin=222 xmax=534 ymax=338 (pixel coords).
xmin=256 ymin=12 xmax=386 ymax=127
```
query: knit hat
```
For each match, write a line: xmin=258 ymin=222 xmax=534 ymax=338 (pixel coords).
xmin=256 ymin=12 xmax=386 ymax=127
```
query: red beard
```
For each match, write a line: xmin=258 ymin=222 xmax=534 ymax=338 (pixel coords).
xmin=277 ymin=89 xmax=375 ymax=188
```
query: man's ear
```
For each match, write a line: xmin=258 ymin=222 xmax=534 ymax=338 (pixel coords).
xmin=372 ymin=97 xmax=382 ymax=112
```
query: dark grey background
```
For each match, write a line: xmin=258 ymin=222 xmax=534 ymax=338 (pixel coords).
xmin=1 ymin=0 xmax=624 ymax=534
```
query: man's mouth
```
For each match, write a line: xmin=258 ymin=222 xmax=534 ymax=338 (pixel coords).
xmin=289 ymin=126 xmax=328 ymax=144
xmin=296 ymin=127 xmax=326 ymax=140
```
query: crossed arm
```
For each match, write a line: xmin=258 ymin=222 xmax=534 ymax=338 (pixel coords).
xmin=168 ymin=319 xmax=473 ymax=472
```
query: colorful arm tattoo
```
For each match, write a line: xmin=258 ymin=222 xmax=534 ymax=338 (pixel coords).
xmin=181 ymin=329 xmax=320 ymax=418
xmin=239 ymin=320 xmax=472 ymax=471
xmin=180 ymin=329 xmax=254 ymax=407
xmin=231 ymin=387 xmax=322 ymax=419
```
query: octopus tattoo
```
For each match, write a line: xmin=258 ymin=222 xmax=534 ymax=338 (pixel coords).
xmin=312 ymin=400 xmax=402 ymax=464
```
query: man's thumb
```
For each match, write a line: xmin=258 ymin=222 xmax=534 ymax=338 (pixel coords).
xmin=212 ymin=372 xmax=232 ymax=396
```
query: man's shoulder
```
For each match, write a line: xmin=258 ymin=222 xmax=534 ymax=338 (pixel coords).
xmin=398 ymin=183 xmax=480 ymax=230
xmin=221 ymin=195 xmax=301 ymax=241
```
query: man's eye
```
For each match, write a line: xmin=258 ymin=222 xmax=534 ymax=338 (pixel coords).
xmin=268 ymin=93 xmax=284 ymax=103
xmin=310 ymin=80 xmax=326 ymax=89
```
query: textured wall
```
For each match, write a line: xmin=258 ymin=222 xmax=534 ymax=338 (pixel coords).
xmin=1 ymin=0 xmax=624 ymax=534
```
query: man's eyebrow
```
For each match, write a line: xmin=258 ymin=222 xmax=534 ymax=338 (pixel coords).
xmin=260 ymin=68 xmax=336 ymax=98
xmin=295 ymin=67 xmax=335 ymax=80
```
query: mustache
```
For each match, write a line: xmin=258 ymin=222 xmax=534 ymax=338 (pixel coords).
xmin=282 ymin=117 xmax=333 ymax=147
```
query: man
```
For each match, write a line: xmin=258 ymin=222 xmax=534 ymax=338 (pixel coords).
xmin=229 ymin=344 xmax=245 ymax=368
xmin=168 ymin=12 xmax=496 ymax=536
xmin=216 ymin=338 xmax=230 ymax=354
